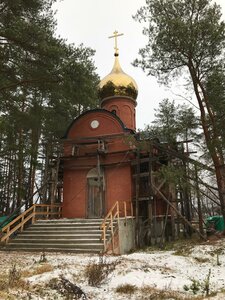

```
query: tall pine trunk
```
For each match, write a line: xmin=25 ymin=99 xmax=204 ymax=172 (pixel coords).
xmin=189 ymin=63 xmax=225 ymax=223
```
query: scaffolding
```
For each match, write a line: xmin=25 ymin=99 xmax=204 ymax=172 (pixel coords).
xmin=132 ymin=138 xmax=208 ymax=247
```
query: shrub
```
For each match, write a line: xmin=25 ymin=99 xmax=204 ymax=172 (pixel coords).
xmin=0 ymin=264 xmax=28 ymax=291
xmin=48 ymin=276 xmax=87 ymax=299
xmin=183 ymin=269 xmax=212 ymax=296
xmin=116 ymin=284 xmax=137 ymax=294
xmin=0 ymin=276 xmax=8 ymax=291
xmin=194 ymin=257 xmax=209 ymax=263
xmin=9 ymin=263 xmax=21 ymax=285
xmin=39 ymin=252 xmax=47 ymax=263
xmin=84 ymin=255 xmax=117 ymax=287
xmin=184 ymin=279 xmax=201 ymax=294
xmin=140 ymin=286 xmax=191 ymax=300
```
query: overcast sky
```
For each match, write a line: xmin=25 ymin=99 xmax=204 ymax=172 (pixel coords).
xmin=53 ymin=0 xmax=225 ymax=130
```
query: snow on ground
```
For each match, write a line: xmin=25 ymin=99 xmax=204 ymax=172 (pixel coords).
xmin=0 ymin=238 xmax=225 ymax=299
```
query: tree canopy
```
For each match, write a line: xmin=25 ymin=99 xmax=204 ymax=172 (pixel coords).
xmin=145 ymin=98 xmax=199 ymax=144
xmin=134 ymin=0 xmax=225 ymax=82
xmin=134 ymin=0 xmax=225 ymax=221
xmin=0 ymin=0 xmax=99 ymax=213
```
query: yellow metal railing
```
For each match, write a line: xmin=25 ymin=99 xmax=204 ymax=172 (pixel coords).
xmin=100 ymin=201 xmax=133 ymax=253
xmin=0 ymin=204 xmax=62 ymax=244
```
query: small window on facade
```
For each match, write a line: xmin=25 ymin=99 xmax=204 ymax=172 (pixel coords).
xmin=111 ymin=109 xmax=117 ymax=115
xmin=72 ymin=145 xmax=79 ymax=156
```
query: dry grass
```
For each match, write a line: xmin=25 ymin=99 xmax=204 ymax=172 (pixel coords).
xmin=0 ymin=262 xmax=54 ymax=299
xmin=21 ymin=269 xmax=32 ymax=277
xmin=0 ymin=273 xmax=27 ymax=292
xmin=116 ymin=283 xmax=137 ymax=294
xmin=139 ymin=285 xmax=205 ymax=300
xmin=22 ymin=263 xmax=53 ymax=278
xmin=0 ymin=291 xmax=16 ymax=300
xmin=173 ymin=245 xmax=193 ymax=256
xmin=0 ymin=275 xmax=8 ymax=290
xmin=11 ymin=278 xmax=28 ymax=290
xmin=194 ymin=256 xmax=210 ymax=263
xmin=143 ymin=236 xmax=203 ymax=254
xmin=32 ymin=263 xmax=53 ymax=275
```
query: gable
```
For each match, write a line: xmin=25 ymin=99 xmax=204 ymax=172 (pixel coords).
xmin=64 ymin=109 xmax=130 ymax=139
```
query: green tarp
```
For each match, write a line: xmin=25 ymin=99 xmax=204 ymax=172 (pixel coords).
xmin=206 ymin=216 xmax=225 ymax=232
xmin=0 ymin=215 xmax=18 ymax=229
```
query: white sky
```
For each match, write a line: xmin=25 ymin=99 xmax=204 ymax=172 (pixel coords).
xmin=53 ymin=0 xmax=225 ymax=130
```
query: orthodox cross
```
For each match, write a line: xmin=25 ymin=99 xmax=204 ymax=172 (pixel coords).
xmin=108 ymin=31 xmax=124 ymax=55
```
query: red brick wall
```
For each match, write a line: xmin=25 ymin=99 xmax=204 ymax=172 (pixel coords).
xmin=62 ymin=162 xmax=132 ymax=219
xmin=105 ymin=164 xmax=132 ymax=216
xmin=101 ymin=97 xmax=136 ymax=130
xmin=62 ymin=169 xmax=87 ymax=218
xmin=62 ymin=110 xmax=134 ymax=219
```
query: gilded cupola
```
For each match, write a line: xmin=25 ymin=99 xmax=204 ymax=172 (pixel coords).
xmin=98 ymin=31 xmax=138 ymax=103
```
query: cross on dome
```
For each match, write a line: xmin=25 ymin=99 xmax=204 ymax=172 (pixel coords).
xmin=99 ymin=30 xmax=138 ymax=103
xmin=108 ymin=31 xmax=124 ymax=56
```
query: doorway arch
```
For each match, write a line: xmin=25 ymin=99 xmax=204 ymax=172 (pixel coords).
xmin=87 ymin=168 xmax=104 ymax=218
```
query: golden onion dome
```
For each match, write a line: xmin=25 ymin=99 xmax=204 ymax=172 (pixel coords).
xmin=98 ymin=54 xmax=138 ymax=101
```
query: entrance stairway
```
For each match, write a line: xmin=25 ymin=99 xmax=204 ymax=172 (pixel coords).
xmin=0 ymin=201 xmax=132 ymax=254
xmin=2 ymin=218 xmax=105 ymax=253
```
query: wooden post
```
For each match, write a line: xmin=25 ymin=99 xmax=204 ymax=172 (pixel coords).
xmin=183 ymin=159 xmax=193 ymax=237
xmin=48 ymin=154 xmax=60 ymax=207
xmin=195 ymin=165 xmax=204 ymax=236
xmin=153 ymin=195 xmax=157 ymax=244
xmin=47 ymin=205 xmax=49 ymax=219
xmin=148 ymin=151 xmax=153 ymax=245
xmin=110 ymin=213 xmax=114 ymax=252
xmin=21 ymin=215 xmax=24 ymax=232
xmin=103 ymin=224 xmax=106 ymax=252
xmin=159 ymin=202 xmax=169 ymax=248
xmin=6 ymin=227 xmax=10 ymax=243
xmin=130 ymin=201 xmax=134 ymax=230
xmin=152 ymin=183 xmax=206 ymax=240
xmin=124 ymin=202 xmax=127 ymax=224
xmin=169 ymin=182 xmax=176 ymax=241
xmin=135 ymin=149 xmax=140 ymax=247
xmin=58 ymin=205 xmax=62 ymax=218
xmin=32 ymin=205 xmax=36 ymax=224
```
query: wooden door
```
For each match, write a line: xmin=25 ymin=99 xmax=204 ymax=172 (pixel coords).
xmin=87 ymin=177 xmax=104 ymax=218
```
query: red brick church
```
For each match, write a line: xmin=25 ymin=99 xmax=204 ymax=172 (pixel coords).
xmin=0 ymin=33 xmax=181 ymax=253
xmin=62 ymin=32 xmax=138 ymax=219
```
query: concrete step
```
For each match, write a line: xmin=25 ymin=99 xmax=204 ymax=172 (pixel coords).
xmin=27 ymin=223 xmax=102 ymax=227
xmin=6 ymin=242 xmax=104 ymax=250
xmin=37 ymin=218 xmax=104 ymax=223
xmin=26 ymin=227 xmax=102 ymax=232
xmin=2 ymin=218 xmax=107 ymax=253
xmin=1 ymin=247 xmax=101 ymax=253
xmin=33 ymin=221 xmax=104 ymax=226
xmin=21 ymin=229 xmax=103 ymax=235
xmin=33 ymin=219 xmax=116 ymax=225
xmin=16 ymin=234 xmax=107 ymax=240
xmin=25 ymin=226 xmax=116 ymax=230
xmin=11 ymin=238 xmax=102 ymax=244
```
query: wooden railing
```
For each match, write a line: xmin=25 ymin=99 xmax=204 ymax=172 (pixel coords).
xmin=0 ymin=204 xmax=62 ymax=244
xmin=100 ymin=201 xmax=133 ymax=253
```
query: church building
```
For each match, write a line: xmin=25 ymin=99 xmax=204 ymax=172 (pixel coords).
xmin=0 ymin=34 xmax=194 ymax=254
xmin=62 ymin=31 xmax=138 ymax=219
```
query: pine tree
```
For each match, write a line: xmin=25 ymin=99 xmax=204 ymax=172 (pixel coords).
xmin=0 ymin=0 xmax=99 ymax=212
xmin=134 ymin=0 xmax=225 ymax=223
